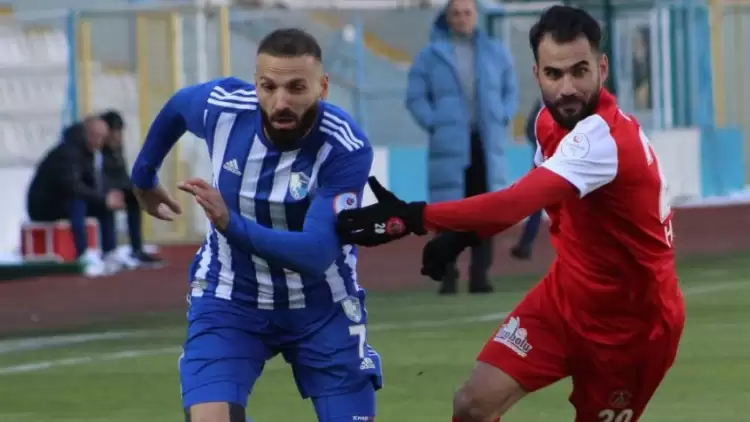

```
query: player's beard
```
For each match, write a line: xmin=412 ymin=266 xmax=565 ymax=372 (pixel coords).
xmin=261 ymin=103 xmax=319 ymax=150
xmin=543 ymin=81 xmax=601 ymax=130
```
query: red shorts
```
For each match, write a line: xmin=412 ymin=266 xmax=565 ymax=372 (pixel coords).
xmin=477 ymin=282 xmax=685 ymax=422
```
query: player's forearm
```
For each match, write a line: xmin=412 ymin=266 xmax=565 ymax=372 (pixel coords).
xmin=423 ymin=167 xmax=577 ymax=237
xmin=130 ymin=96 xmax=188 ymax=189
xmin=222 ymin=211 xmax=339 ymax=275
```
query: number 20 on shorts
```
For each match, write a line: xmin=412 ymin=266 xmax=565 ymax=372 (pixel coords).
xmin=599 ymin=408 xmax=634 ymax=422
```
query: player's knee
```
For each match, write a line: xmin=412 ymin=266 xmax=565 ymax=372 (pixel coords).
xmin=185 ymin=402 xmax=246 ymax=422
xmin=453 ymin=386 xmax=496 ymax=422
xmin=453 ymin=362 xmax=526 ymax=421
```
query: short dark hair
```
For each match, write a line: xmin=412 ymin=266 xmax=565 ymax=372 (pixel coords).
xmin=100 ymin=110 xmax=124 ymax=131
xmin=257 ymin=28 xmax=322 ymax=61
xmin=529 ymin=6 xmax=602 ymax=61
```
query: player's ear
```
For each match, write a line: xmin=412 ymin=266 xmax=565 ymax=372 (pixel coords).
xmin=599 ymin=53 xmax=609 ymax=84
xmin=532 ymin=62 xmax=539 ymax=82
xmin=320 ymin=73 xmax=329 ymax=100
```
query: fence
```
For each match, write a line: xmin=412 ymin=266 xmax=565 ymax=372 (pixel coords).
xmin=713 ymin=0 xmax=750 ymax=180
xmin=0 ymin=1 xmax=747 ymax=250
xmin=71 ymin=3 xmax=239 ymax=243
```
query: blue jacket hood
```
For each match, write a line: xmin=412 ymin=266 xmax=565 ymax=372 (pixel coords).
xmin=429 ymin=8 xmax=451 ymax=41
xmin=429 ymin=5 xmax=482 ymax=41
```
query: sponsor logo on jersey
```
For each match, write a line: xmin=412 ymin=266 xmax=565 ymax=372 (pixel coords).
xmin=493 ymin=316 xmax=533 ymax=357
xmin=222 ymin=159 xmax=241 ymax=176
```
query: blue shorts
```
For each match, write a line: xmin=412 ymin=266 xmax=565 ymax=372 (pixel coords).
xmin=179 ymin=289 xmax=382 ymax=419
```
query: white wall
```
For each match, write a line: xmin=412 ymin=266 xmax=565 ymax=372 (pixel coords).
xmin=0 ymin=167 xmax=35 ymax=258
xmin=649 ymin=128 xmax=702 ymax=203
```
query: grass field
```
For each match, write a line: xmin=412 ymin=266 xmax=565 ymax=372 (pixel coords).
xmin=0 ymin=253 xmax=748 ymax=421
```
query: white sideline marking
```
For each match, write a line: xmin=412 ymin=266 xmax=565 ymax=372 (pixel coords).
xmin=0 ymin=280 xmax=746 ymax=375
xmin=0 ymin=347 xmax=179 ymax=375
xmin=0 ymin=329 xmax=173 ymax=355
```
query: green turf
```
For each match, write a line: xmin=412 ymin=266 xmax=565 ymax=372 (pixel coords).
xmin=0 ymin=253 xmax=748 ymax=421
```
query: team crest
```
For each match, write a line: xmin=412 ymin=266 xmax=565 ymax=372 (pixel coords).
xmin=289 ymin=172 xmax=310 ymax=200
xmin=341 ymin=296 xmax=363 ymax=323
xmin=609 ymin=390 xmax=632 ymax=409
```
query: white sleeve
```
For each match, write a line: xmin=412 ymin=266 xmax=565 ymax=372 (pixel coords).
xmin=541 ymin=114 xmax=618 ymax=197
xmin=533 ymin=143 xmax=544 ymax=167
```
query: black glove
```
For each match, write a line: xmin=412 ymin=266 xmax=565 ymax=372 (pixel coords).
xmin=421 ymin=231 xmax=481 ymax=281
xmin=336 ymin=176 xmax=427 ymax=247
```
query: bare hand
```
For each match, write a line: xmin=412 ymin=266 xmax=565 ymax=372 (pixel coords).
xmin=106 ymin=190 xmax=125 ymax=210
xmin=133 ymin=184 xmax=182 ymax=221
xmin=177 ymin=178 xmax=229 ymax=231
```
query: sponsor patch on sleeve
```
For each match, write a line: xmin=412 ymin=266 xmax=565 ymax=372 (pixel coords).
xmin=333 ymin=192 xmax=358 ymax=214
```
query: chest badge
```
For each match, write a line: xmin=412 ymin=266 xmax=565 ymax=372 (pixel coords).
xmin=289 ymin=172 xmax=310 ymax=200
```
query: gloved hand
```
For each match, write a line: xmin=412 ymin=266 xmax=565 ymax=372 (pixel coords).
xmin=421 ymin=231 xmax=481 ymax=281
xmin=336 ymin=176 xmax=427 ymax=247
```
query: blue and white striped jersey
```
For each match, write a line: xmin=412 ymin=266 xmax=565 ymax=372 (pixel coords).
xmin=131 ymin=77 xmax=373 ymax=310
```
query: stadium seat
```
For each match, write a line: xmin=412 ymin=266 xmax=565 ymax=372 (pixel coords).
xmin=20 ymin=218 xmax=99 ymax=263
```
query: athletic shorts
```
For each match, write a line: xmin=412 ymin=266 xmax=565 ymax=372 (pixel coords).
xmin=178 ymin=289 xmax=383 ymax=414
xmin=477 ymin=282 xmax=685 ymax=422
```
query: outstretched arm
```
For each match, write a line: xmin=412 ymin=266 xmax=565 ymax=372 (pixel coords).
xmin=336 ymin=115 xmax=618 ymax=247
xmin=220 ymin=147 xmax=373 ymax=275
xmin=424 ymin=167 xmax=576 ymax=238
xmin=424 ymin=115 xmax=618 ymax=238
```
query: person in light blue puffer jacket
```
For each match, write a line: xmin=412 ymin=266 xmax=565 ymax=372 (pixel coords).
xmin=405 ymin=0 xmax=518 ymax=295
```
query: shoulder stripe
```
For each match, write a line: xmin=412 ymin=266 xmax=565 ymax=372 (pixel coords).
xmin=207 ymin=86 xmax=258 ymax=110
xmin=319 ymin=125 xmax=356 ymax=151
xmin=320 ymin=111 xmax=365 ymax=152
xmin=207 ymin=98 xmax=258 ymax=110
xmin=213 ymin=86 xmax=257 ymax=100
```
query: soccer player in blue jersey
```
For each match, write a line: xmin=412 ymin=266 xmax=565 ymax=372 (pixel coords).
xmin=129 ymin=28 xmax=381 ymax=422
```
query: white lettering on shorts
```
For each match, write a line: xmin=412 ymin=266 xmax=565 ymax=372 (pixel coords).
xmin=493 ymin=316 xmax=533 ymax=357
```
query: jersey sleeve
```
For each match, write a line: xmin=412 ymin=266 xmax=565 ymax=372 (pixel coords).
xmin=222 ymin=143 xmax=373 ymax=276
xmin=540 ymin=114 xmax=618 ymax=197
xmin=533 ymin=142 xmax=544 ymax=168
xmin=130 ymin=78 xmax=242 ymax=189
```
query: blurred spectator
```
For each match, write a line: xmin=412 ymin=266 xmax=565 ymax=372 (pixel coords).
xmin=26 ymin=116 xmax=124 ymax=276
xmin=511 ymin=99 xmax=543 ymax=260
xmin=405 ymin=0 xmax=518 ymax=295
xmin=100 ymin=110 xmax=164 ymax=267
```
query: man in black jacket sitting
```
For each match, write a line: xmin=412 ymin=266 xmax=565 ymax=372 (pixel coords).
xmin=26 ymin=116 xmax=125 ymax=276
xmin=100 ymin=110 xmax=163 ymax=266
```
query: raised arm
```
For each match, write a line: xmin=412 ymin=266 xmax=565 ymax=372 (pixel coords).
xmin=130 ymin=79 xmax=221 ymax=189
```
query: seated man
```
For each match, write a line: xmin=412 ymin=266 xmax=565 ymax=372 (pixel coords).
xmin=100 ymin=110 xmax=163 ymax=267
xmin=26 ymin=116 xmax=125 ymax=276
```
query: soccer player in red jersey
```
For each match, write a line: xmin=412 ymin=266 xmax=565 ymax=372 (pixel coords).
xmin=336 ymin=5 xmax=685 ymax=422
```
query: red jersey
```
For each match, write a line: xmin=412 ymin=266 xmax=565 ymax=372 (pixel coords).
xmin=533 ymin=89 xmax=682 ymax=344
